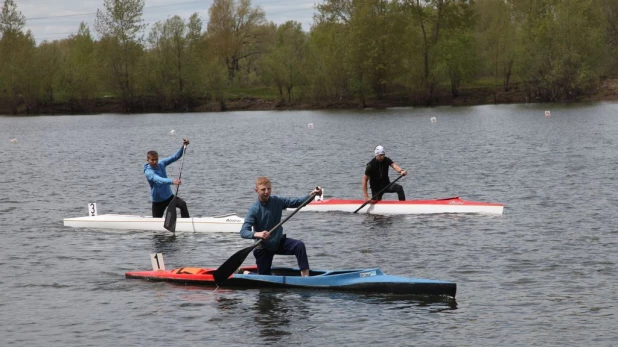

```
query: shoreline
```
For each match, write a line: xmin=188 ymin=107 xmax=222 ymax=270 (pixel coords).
xmin=3 ymin=79 xmax=618 ymax=115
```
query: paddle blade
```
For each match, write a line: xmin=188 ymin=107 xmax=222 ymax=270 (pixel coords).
xmin=163 ymin=199 xmax=178 ymax=232
xmin=213 ymin=245 xmax=255 ymax=286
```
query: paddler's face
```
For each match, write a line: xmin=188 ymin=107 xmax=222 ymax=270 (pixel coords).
xmin=256 ymin=182 xmax=272 ymax=202
xmin=375 ymin=154 xmax=385 ymax=162
xmin=147 ymin=155 xmax=159 ymax=168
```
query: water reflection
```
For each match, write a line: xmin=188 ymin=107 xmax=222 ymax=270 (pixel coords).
xmin=318 ymin=291 xmax=458 ymax=312
xmin=361 ymin=214 xmax=394 ymax=227
xmin=372 ymin=294 xmax=459 ymax=312
xmin=213 ymin=288 xmax=457 ymax=329
xmin=252 ymin=291 xmax=297 ymax=342
xmin=215 ymin=296 xmax=244 ymax=311
xmin=151 ymin=233 xmax=180 ymax=254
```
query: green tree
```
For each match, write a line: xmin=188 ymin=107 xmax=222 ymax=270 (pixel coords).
xmin=0 ymin=0 xmax=23 ymax=35
xmin=146 ymin=14 xmax=205 ymax=109
xmin=206 ymin=0 xmax=267 ymax=81
xmin=95 ymin=0 xmax=146 ymax=111
xmin=16 ymin=35 xmax=39 ymax=113
xmin=402 ymin=0 xmax=475 ymax=104
xmin=315 ymin=0 xmax=353 ymax=24
xmin=598 ymin=0 xmax=618 ymax=75
xmin=57 ymin=22 xmax=98 ymax=110
xmin=311 ymin=0 xmax=354 ymax=100
xmin=0 ymin=0 xmax=35 ymax=113
xmin=36 ymin=41 xmax=61 ymax=105
xmin=344 ymin=0 xmax=405 ymax=104
xmin=261 ymin=21 xmax=307 ymax=102
xmin=474 ymin=0 xmax=516 ymax=99
xmin=306 ymin=21 xmax=349 ymax=100
xmin=511 ymin=0 xmax=606 ymax=101
xmin=435 ymin=27 xmax=477 ymax=97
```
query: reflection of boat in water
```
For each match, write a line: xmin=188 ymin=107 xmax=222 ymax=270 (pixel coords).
xmin=294 ymin=196 xmax=504 ymax=215
xmin=126 ymin=264 xmax=457 ymax=297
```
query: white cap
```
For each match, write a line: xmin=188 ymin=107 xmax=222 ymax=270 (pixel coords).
xmin=375 ymin=145 xmax=385 ymax=155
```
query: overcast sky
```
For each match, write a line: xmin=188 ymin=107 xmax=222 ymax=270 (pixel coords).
xmin=15 ymin=0 xmax=317 ymax=43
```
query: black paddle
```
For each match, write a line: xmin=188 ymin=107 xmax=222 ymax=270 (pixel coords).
xmin=212 ymin=191 xmax=318 ymax=287
xmin=163 ymin=144 xmax=187 ymax=232
xmin=354 ymin=174 xmax=405 ymax=214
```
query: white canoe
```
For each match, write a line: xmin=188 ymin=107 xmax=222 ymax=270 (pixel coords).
xmin=295 ymin=196 xmax=504 ymax=215
xmin=63 ymin=213 xmax=244 ymax=233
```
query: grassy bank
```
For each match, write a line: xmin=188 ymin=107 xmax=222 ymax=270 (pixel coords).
xmin=3 ymin=78 xmax=618 ymax=116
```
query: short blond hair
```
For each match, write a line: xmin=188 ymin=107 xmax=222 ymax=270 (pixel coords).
xmin=255 ymin=176 xmax=271 ymax=187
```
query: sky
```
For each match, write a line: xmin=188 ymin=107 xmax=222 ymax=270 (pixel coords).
xmin=14 ymin=0 xmax=318 ymax=44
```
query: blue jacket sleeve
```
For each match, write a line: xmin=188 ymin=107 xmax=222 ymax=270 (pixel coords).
xmin=239 ymin=205 xmax=256 ymax=239
xmin=159 ymin=146 xmax=184 ymax=167
xmin=144 ymin=166 xmax=173 ymax=185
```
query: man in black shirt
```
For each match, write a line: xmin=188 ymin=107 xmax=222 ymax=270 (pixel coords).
xmin=362 ymin=145 xmax=407 ymax=201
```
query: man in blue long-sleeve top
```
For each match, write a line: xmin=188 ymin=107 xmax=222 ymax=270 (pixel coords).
xmin=143 ymin=139 xmax=190 ymax=218
xmin=240 ymin=176 xmax=322 ymax=276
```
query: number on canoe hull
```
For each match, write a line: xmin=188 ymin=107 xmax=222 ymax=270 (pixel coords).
xmin=150 ymin=253 xmax=165 ymax=271
xmin=88 ymin=203 xmax=97 ymax=216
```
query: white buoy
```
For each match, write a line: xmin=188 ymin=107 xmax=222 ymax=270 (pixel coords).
xmin=10 ymin=138 xmax=17 ymax=144
xmin=308 ymin=123 xmax=314 ymax=129
xmin=170 ymin=129 xmax=176 ymax=135
xmin=430 ymin=117 xmax=437 ymax=123
xmin=545 ymin=110 xmax=551 ymax=117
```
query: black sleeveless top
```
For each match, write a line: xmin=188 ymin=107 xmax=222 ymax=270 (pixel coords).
xmin=365 ymin=157 xmax=394 ymax=190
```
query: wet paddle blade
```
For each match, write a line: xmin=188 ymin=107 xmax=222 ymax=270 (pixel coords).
xmin=163 ymin=199 xmax=178 ymax=232
xmin=213 ymin=244 xmax=256 ymax=286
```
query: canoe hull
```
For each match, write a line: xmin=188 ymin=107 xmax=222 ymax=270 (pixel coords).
xmin=297 ymin=196 xmax=503 ymax=215
xmin=126 ymin=266 xmax=456 ymax=297
xmin=63 ymin=213 xmax=244 ymax=233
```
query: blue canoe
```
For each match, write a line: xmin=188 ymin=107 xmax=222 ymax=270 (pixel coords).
xmin=126 ymin=265 xmax=457 ymax=297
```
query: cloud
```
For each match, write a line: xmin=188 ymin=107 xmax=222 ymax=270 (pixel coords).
xmin=16 ymin=0 xmax=317 ymax=43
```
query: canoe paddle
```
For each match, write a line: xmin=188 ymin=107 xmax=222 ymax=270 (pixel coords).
xmin=163 ymin=144 xmax=187 ymax=232
xmin=212 ymin=191 xmax=318 ymax=287
xmin=354 ymin=174 xmax=405 ymax=214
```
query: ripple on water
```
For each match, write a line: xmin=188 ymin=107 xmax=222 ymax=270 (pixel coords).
xmin=1 ymin=107 xmax=617 ymax=346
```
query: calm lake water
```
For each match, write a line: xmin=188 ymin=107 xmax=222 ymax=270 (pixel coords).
xmin=1 ymin=103 xmax=617 ymax=346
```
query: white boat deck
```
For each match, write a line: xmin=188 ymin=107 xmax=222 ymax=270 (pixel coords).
xmin=63 ymin=213 xmax=244 ymax=232
xmin=294 ymin=197 xmax=504 ymax=215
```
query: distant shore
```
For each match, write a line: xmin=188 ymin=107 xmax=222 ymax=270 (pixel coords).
xmin=3 ymin=79 xmax=618 ymax=116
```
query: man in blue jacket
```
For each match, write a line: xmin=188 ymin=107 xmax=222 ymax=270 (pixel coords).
xmin=240 ymin=176 xmax=321 ymax=276
xmin=144 ymin=139 xmax=190 ymax=218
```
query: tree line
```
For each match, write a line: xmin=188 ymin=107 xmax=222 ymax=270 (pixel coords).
xmin=1 ymin=0 xmax=617 ymax=114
